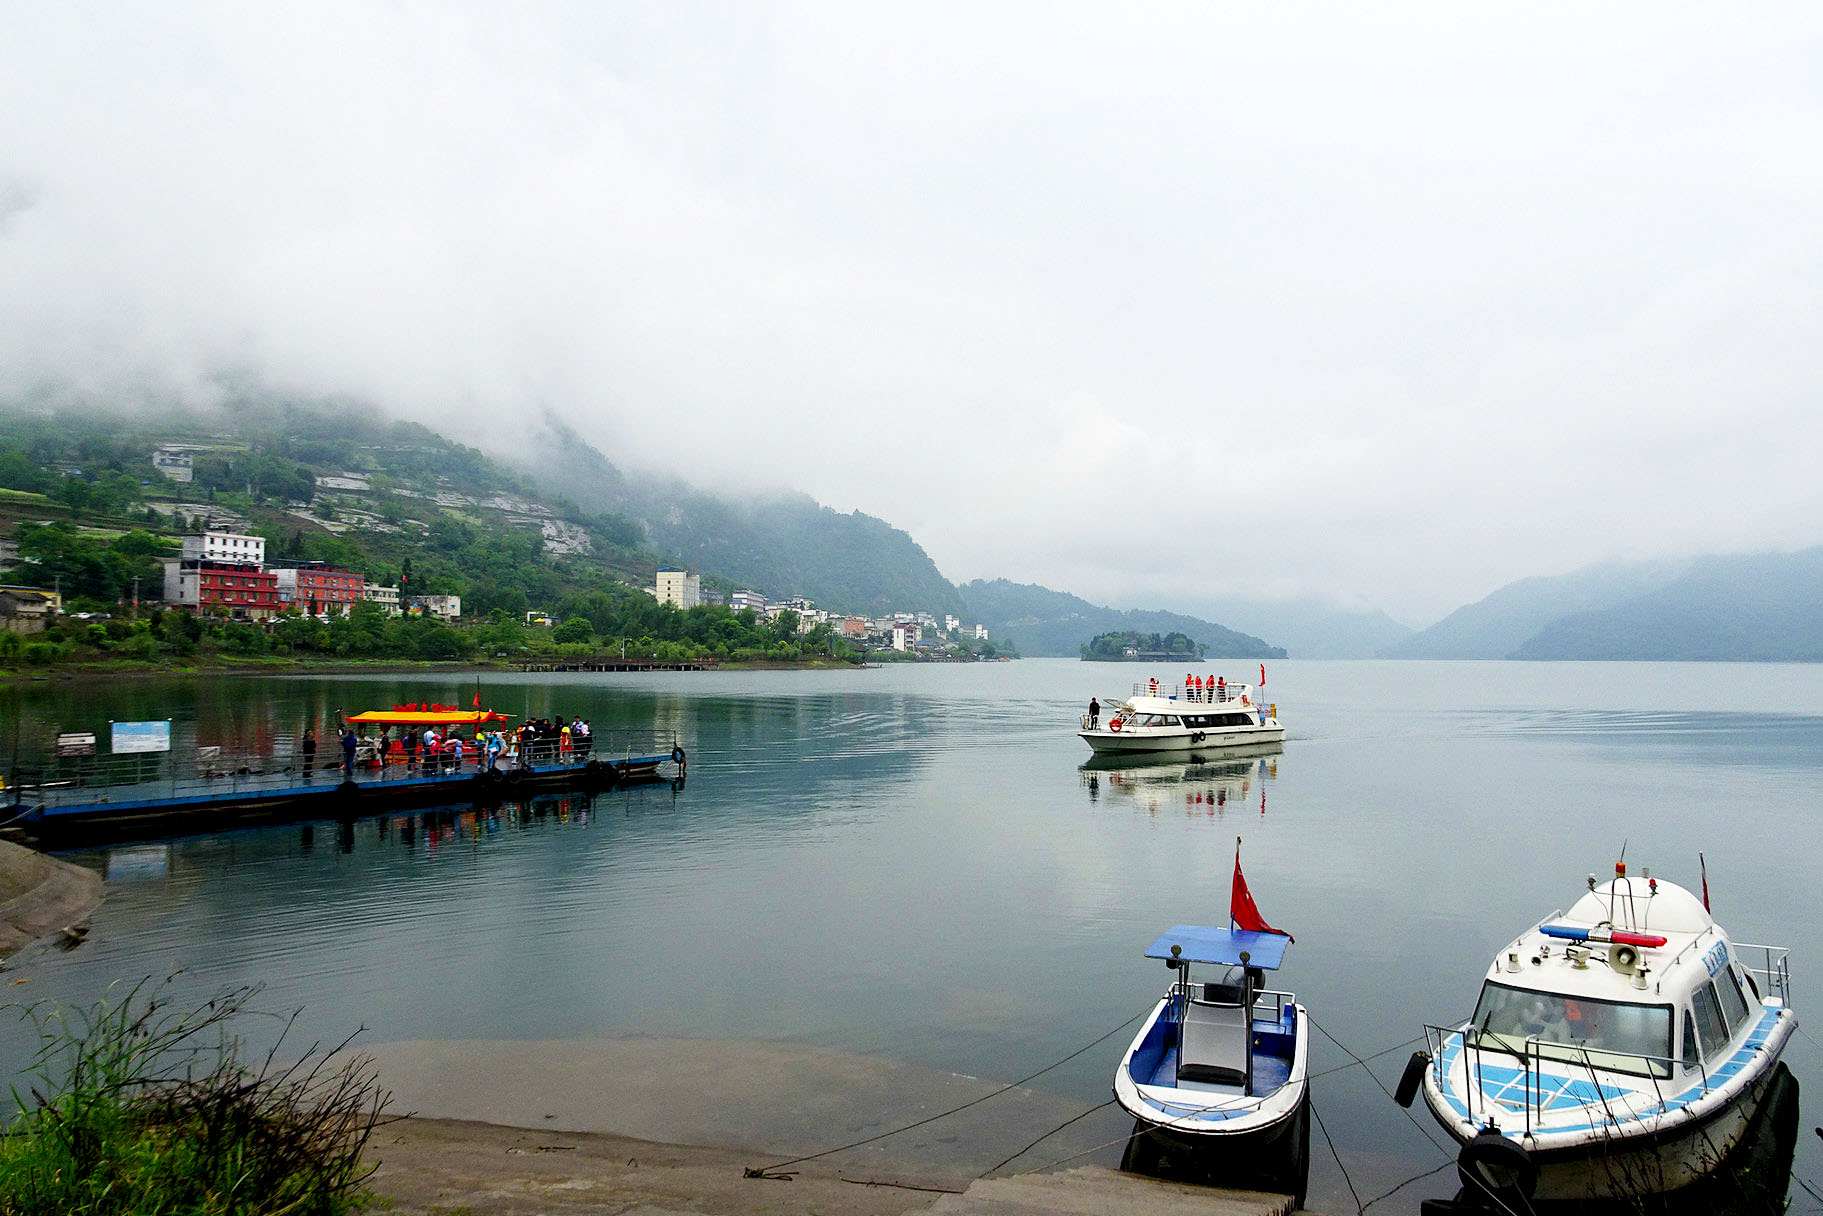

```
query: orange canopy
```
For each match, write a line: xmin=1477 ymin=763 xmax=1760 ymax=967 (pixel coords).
xmin=343 ymin=709 xmax=513 ymax=727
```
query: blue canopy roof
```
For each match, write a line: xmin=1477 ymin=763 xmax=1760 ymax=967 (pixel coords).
xmin=1144 ymin=924 xmax=1291 ymax=970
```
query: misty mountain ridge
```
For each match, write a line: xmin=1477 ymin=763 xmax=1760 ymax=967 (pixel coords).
xmin=1169 ymin=594 xmax=1413 ymax=660
xmin=958 ymin=578 xmax=1286 ymax=660
xmin=1380 ymin=558 xmax=1691 ymax=659
xmin=516 ymin=417 xmax=966 ymax=617
xmin=1383 ymin=550 xmax=1823 ymax=661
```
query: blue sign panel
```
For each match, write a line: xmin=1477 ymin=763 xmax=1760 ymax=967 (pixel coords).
xmin=111 ymin=720 xmax=172 ymax=755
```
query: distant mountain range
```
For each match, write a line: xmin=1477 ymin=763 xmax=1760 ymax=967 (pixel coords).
xmin=957 ymin=579 xmax=1287 ymax=660
xmin=1170 ymin=595 xmax=1413 ymax=660
xmin=11 ymin=389 xmax=1823 ymax=662
xmin=1381 ymin=550 xmax=1823 ymax=661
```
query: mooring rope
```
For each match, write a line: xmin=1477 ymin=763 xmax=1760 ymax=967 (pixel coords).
xmin=742 ymin=1008 xmax=1144 ymax=1181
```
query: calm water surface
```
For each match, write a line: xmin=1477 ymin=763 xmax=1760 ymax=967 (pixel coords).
xmin=3 ymin=660 xmax=1820 ymax=1212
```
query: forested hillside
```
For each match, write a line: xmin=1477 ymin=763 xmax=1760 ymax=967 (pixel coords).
xmin=516 ymin=418 xmax=966 ymax=616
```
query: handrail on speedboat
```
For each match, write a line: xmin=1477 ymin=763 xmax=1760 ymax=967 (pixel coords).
xmin=1732 ymin=941 xmax=1793 ymax=1007
xmin=1420 ymin=1022 xmax=1682 ymax=1140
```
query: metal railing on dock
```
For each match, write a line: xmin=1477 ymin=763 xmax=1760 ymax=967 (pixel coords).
xmin=4 ymin=728 xmax=686 ymax=815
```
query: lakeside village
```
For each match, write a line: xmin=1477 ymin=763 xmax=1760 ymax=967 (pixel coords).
xmin=0 ymin=524 xmax=1003 ymax=666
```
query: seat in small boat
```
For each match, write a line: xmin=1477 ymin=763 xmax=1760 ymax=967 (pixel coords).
xmin=1177 ymin=969 xmax=1253 ymax=1089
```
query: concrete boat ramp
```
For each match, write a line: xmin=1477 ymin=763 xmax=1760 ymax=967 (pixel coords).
xmin=929 ymin=1167 xmax=1296 ymax=1215
xmin=362 ymin=1037 xmax=1305 ymax=1216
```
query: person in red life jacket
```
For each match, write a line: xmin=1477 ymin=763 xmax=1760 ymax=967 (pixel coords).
xmin=1217 ymin=676 xmax=1226 ymax=701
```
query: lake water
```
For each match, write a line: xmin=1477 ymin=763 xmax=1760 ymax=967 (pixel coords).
xmin=3 ymin=659 xmax=1820 ymax=1212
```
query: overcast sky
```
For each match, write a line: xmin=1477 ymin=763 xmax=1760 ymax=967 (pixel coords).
xmin=3 ymin=4 xmax=1820 ymax=624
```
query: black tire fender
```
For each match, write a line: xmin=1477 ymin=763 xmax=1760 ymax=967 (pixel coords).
xmin=1457 ymin=1130 xmax=1538 ymax=1207
xmin=671 ymin=746 xmax=685 ymax=764
xmin=1394 ymin=1050 xmax=1431 ymax=1108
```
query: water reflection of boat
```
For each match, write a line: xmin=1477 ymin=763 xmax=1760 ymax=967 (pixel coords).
xmin=1397 ymin=863 xmax=1797 ymax=1209
xmin=1082 ymin=744 xmax=1281 ymax=816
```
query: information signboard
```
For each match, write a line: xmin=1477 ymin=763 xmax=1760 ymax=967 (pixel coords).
xmin=110 ymin=720 xmax=172 ymax=755
xmin=54 ymin=732 xmax=96 ymax=758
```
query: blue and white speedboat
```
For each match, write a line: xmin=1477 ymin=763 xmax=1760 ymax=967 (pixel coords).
xmin=1113 ymin=853 xmax=1308 ymax=1202
xmin=1399 ymin=864 xmax=1796 ymax=1206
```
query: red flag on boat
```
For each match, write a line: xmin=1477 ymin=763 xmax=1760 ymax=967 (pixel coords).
xmin=1259 ymin=663 xmax=1266 ymax=687
xmin=1700 ymin=852 xmax=1711 ymax=912
xmin=1231 ymin=838 xmax=1292 ymax=940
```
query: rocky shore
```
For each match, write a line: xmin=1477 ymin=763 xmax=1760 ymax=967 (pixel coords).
xmin=0 ymin=839 xmax=103 ymax=959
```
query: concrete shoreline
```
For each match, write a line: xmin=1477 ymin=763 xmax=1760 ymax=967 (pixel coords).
xmin=0 ymin=839 xmax=103 ymax=960
xmin=360 ymin=1038 xmax=1300 ymax=1214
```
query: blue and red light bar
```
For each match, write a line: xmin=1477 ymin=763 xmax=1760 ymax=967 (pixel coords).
xmin=1539 ymin=923 xmax=1668 ymax=949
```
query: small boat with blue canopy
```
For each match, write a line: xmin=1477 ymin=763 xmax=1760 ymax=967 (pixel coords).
xmin=1113 ymin=843 xmax=1308 ymax=1203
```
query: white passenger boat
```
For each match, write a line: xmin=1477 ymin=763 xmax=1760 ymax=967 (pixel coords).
xmin=1114 ymin=846 xmax=1308 ymax=1204
xmin=1396 ymin=863 xmax=1796 ymax=1207
xmin=1080 ymin=678 xmax=1283 ymax=755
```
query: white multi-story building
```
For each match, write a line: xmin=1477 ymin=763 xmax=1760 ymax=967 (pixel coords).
xmin=656 ymin=567 xmax=701 ymax=609
xmin=362 ymin=584 xmax=402 ymax=615
xmin=944 ymin=615 xmax=960 ymax=633
xmin=730 ymin=589 xmax=767 ymax=614
xmin=413 ymin=594 xmax=461 ymax=621
xmin=180 ymin=531 xmax=265 ymax=566
xmin=892 ymin=623 xmax=921 ymax=651
xmin=974 ymin=624 xmax=989 ymax=640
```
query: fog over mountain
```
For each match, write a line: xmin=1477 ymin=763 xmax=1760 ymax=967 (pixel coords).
xmin=4 ymin=5 xmax=1822 ymax=629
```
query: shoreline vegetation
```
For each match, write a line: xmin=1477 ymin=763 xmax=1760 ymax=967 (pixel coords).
xmin=0 ymin=605 xmax=1014 ymax=682
xmin=0 ymin=651 xmax=871 ymax=682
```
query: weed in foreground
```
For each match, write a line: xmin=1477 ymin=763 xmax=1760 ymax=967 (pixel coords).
xmin=0 ymin=976 xmax=393 ymax=1215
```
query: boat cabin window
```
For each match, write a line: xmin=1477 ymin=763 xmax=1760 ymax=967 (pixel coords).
xmin=1469 ymin=981 xmax=1672 ymax=1078
xmin=1162 ymin=716 xmax=1181 ymax=726
xmin=1681 ymin=1012 xmax=1700 ymax=1071
xmin=1716 ymin=967 xmax=1753 ymax=1032
xmin=1691 ymin=983 xmax=1730 ymax=1062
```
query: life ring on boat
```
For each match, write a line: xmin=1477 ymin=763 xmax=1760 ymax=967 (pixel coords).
xmin=1109 ymin=718 xmax=1123 ymax=733
xmin=1456 ymin=1129 xmax=1538 ymax=1208
xmin=671 ymin=746 xmax=686 ymax=764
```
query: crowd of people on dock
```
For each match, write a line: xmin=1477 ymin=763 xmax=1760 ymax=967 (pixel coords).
xmin=321 ymin=716 xmax=595 ymax=777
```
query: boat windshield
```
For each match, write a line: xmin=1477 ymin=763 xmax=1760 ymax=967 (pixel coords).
xmin=1467 ymin=981 xmax=1673 ymax=1078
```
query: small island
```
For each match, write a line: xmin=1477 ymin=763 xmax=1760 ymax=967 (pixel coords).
xmin=1079 ymin=630 xmax=1204 ymax=661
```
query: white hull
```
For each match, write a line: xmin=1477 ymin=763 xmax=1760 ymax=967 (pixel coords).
xmin=1428 ymin=1051 xmax=1778 ymax=1201
xmin=1082 ymin=724 xmax=1284 ymax=754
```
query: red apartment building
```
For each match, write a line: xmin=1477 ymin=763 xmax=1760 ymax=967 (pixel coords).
xmin=189 ymin=563 xmax=282 ymax=620
xmin=275 ymin=563 xmax=366 ymax=617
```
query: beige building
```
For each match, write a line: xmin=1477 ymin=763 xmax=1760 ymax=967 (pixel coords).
xmin=0 ymin=586 xmax=61 ymax=633
xmin=362 ymin=584 xmax=402 ymax=615
xmin=656 ymin=567 xmax=701 ymax=609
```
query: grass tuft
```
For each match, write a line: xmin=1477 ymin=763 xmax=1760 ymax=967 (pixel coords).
xmin=0 ymin=976 xmax=393 ymax=1215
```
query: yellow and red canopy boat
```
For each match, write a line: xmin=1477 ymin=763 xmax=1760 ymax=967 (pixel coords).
xmin=343 ymin=703 xmax=514 ymax=727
